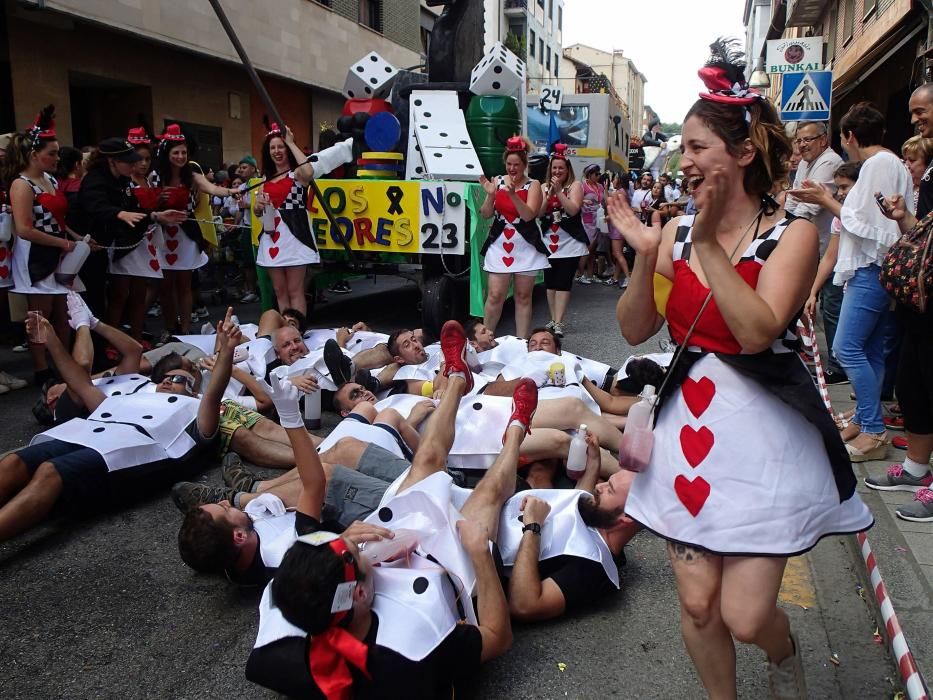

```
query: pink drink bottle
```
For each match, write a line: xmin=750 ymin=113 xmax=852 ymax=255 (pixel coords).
xmin=619 ymin=385 xmax=657 ymax=472
xmin=565 ymin=424 xmax=588 ymax=480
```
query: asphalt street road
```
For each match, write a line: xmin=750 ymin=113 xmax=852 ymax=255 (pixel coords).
xmin=0 ymin=277 xmax=898 ymax=698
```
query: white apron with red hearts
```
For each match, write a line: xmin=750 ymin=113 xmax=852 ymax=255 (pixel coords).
xmin=541 ymin=221 xmax=589 ymax=259
xmin=256 ymin=205 xmax=319 ymax=268
xmin=0 ymin=238 xmax=12 ymax=289
xmin=483 ymin=225 xmax=549 ymax=274
xmin=108 ymin=224 xmax=163 ymax=279
xmin=624 ymin=354 xmax=873 ymax=556
xmin=157 ymin=222 xmax=207 ymax=271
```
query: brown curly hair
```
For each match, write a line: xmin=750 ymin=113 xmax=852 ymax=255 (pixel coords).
xmin=684 ymin=98 xmax=791 ymax=199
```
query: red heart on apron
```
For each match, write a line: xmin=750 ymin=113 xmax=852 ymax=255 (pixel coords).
xmin=274 ymin=215 xmax=282 ymax=228
xmin=549 ymin=244 xmax=559 ymax=253
xmin=0 ymin=266 xmax=8 ymax=279
xmin=682 ymin=376 xmax=715 ymax=419
xmin=165 ymin=253 xmax=178 ymax=266
xmin=680 ymin=425 xmax=714 ymax=468
xmin=149 ymin=259 xmax=160 ymax=272
xmin=503 ymin=227 xmax=515 ymax=240
xmin=549 ymin=234 xmax=560 ymax=244
xmin=269 ymin=247 xmax=280 ymax=259
xmin=501 ymin=256 xmax=514 ymax=267
xmin=146 ymin=232 xmax=153 ymax=241
xmin=147 ymin=245 xmax=157 ymax=256
xmin=271 ymin=231 xmax=281 ymax=243
xmin=502 ymin=241 xmax=514 ymax=253
xmin=166 ymin=239 xmax=179 ymax=252
xmin=674 ymin=474 xmax=710 ymax=517
xmin=166 ymin=225 xmax=178 ymax=238
xmin=550 ymin=223 xmax=560 ymax=232
xmin=0 ymin=247 xmax=8 ymax=262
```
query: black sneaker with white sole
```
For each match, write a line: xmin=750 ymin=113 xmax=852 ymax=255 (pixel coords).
xmin=823 ymin=370 xmax=849 ymax=385
xmin=323 ymin=339 xmax=353 ymax=386
xmin=171 ymin=481 xmax=236 ymax=513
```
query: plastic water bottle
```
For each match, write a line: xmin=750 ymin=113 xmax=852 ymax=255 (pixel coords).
xmin=361 ymin=528 xmax=421 ymax=564
xmin=566 ymin=423 xmax=588 ymax=480
xmin=303 ymin=387 xmax=322 ymax=430
xmin=619 ymin=385 xmax=657 ymax=472
xmin=55 ymin=235 xmax=91 ymax=286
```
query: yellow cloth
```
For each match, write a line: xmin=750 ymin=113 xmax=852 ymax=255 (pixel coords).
xmin=654 ymin=273 xmax=673 ymax=318
xmin=190 ymin=161 xmax=218 ymax=247
xmin=248 ymin=177 xmax=263 ymax=246
xmin=420 ymin=380 xmax=434 ymax=397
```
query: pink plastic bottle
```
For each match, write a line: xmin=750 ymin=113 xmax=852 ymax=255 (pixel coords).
xmin=619 ymin=385 xmax=657 ymax=472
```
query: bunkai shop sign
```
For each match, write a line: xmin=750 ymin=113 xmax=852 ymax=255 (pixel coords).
xmin=309 ymin=180 xmax=466 ymax=255
xmin=766 ymin=37 xmax=824 ymax=74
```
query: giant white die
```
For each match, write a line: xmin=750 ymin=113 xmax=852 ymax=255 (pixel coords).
xmin=343 ymin=52 xmax=399 ymax=100
xmin=469 ymin=42 xmax=526 ymax=96
xmin=409 ymin=90 xmax=482 ymax=180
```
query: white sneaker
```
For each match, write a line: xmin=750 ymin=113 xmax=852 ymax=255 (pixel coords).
xmin=0 ymin=383 xmax=9 ymax=395
xmin=11 ymin=343 xmax=28 ymax=353
xmin=766 ymin=632 xmax=807 ymax=700
xmin=147 ymin=304 xmax=161 ymax=318
xmin=200 ymin=322 xmax=216 ymax=335
xmin=0 ymin=371 xmax=28 ymax=390
xmin=578 ymin=276 xmax=592 ymax=285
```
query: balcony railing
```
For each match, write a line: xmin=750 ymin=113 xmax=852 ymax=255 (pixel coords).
xmin=786 ymin=0 xmax=830 ymax=27
xmin=504 ymin=0 xmax=528 ymax=13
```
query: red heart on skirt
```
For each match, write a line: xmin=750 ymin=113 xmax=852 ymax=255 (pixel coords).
xmin=166 ymin=239 xmax=179 ymax=252
xmin=550 ymin=223 xmax=560 ymax=232
xmin=147 ymin=245 xmax=157 ymax=256
xmin=549 ymin=244 xmax=559 ymax=253
xmin=680 ymin=425 xmax=714 ymax=468
xmin=165 ymin=253 xmax=178 ymax=266
xmin=682 ymin=376 xmax=715 ymax=419
xmin=146 ymin=232 xmax=153 ymax=242
xmin=149 ymin=259 xmax=160 ymax=272
xmin=502 ymin=241 xmax=514 ymax=253
xmin=549 ymin=234 xmax=560 ymax=244
xmin=503 ymin=227 xmax=515 ymax=240
xmin=0 ymin=266 xmax=8 ymax=279
xmin=271 ymin=231 xmax=281 ymax=243
xmin=674 ymin=474 xmax=710 ymax=517
xmin=166 ymin=225 xmax=178 ymax=238
xmin=269 ymin=247 xmax=280 ymax=259
xmin=0 ymin=247 xmax=8 ymax=262
xmin=501 ymin=256 xmax=514 ymax=267
xmin=274 ymin=215 xmax=282 ymax=228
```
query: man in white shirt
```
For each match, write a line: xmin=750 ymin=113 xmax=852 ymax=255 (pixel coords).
xmin=784 ymin=121 xmax=845 ymax=381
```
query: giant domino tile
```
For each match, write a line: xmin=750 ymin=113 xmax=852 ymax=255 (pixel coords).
xmin=409 ymin=90 xmax=483 ymax=180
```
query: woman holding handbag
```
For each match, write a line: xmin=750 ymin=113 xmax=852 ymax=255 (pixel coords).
xmin=609 ymin=40 xmax=872 ymax=698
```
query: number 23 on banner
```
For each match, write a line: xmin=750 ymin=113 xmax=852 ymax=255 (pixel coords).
xmin=418 ymin=182 xmax=465 ymax=255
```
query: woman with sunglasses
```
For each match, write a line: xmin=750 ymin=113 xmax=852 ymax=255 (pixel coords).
xmin=537 ymin=144 xmax=587 ymax=337
xmin=478 ymin=136 xmax=549 ymax=339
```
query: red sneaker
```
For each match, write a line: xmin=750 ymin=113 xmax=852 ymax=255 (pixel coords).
xmin=504 ymin=378 xmax=538 ymax=441
xmin=440 ymin=320 xmax=473 ymax=393
xmin=884 ymin=415 xmax=905 ymax=431
xmin=892 ymin=435 xmax=908 ymax=450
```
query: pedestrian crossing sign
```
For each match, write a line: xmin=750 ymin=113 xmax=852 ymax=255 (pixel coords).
xmin=780 ymin=70 xmax=832 ymax=121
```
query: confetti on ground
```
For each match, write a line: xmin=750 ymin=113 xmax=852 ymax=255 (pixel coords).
xmin=557 ymin=662 xmax=567 ymax=673
xmin=895 ymin=546 xmax=908 ymax=553
xmin=893 ymin=692 xmax=905 ymax=700
xmin=873 ymin=627 xmax=883 ymax=645
xmin=829 ymin=653 xmax=841 ymax=666
xmin=856 ymin=585 xmax=866 ymax=600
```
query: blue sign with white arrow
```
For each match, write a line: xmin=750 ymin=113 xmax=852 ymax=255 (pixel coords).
xmin=780 ymin=70 xmax=833 ymax=121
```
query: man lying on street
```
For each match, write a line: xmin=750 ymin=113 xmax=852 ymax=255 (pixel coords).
xmin=246 ymin=321 xmax=519 ymax=698
xmin=500 ymin=430 xmax=640 ymax=622
xmin=175 ymin=440 xmax=410 ymax=587
xmin=0 ymin=308 xmax=239 ymax=542
xmin=322 ymin=327 xmax=437 ymax=394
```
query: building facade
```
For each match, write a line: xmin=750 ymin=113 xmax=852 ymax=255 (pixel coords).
xmin=483 ymin=0 xmax=563 ymax=90
xmin=0 ymin=0 xmax=423 ymax=167
xmin=743 ymin=0 xmax=929 ymax=151
xmin=560 ymin=44 xmax=646 ymax=136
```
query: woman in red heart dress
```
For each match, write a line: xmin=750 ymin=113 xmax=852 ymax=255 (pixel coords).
xmin=154 ymin=124 xmax=236 ymax=334
xmin=537 ymin=145 xmax=587 ymax=337
xmin=609 ymin=42 xmax=872 ymax=698
xmin=478 ymin=137 xmax=549 ymax=339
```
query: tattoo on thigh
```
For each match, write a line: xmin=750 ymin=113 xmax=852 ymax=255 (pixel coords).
xmin=667 ymin=541 xmax=709 ymax=563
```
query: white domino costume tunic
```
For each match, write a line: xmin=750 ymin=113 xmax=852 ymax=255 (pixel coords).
xmin=624 ymin=215 xmax=873 ymax=555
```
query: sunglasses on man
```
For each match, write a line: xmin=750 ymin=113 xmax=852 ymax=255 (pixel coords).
xmin=165 ymin=374 xmax=195 ymax=392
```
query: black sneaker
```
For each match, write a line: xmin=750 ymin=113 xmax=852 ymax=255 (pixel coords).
xmin=323 ymin=339 xmax=353 ymax=386
xmin=222 ymin=452 xmax=260 ymax=493
xmin=353 ymin=368 xmax=381 ymax=393
xmin=823 ymin=370 xmax=849 ymax=385
xmin=171 ymin=481 xmax=236 ymax=513
xmin=329 ymin=280 xmax=352 ymax=294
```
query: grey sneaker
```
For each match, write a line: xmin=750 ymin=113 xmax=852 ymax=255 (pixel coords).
xmin=171 ymin=481 xmax=236 ymax=513
xmin=552 ymin=321 xmax=564 ymax=337
xmin=545 ymin=320 xmax=556 ymax=331
xmin=896 ymin=488 xmax=933 ymax=522
xmin=222 ymin=452 xmax=259 ymax=493
xmin=766 ymin=632 xmax=807 ymax=700
xmin=865 ymin=464 xmax=932 ymax=493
